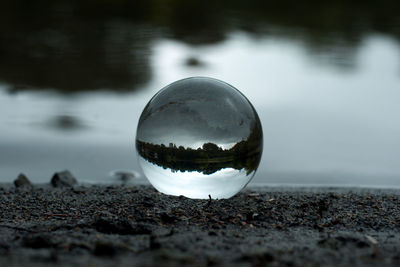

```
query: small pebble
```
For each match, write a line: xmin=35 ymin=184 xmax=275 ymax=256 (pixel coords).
xmin=14 ymin=173 xmax=32 ymax=188
xmin=51 ymin=170 xmax=78 ymax=187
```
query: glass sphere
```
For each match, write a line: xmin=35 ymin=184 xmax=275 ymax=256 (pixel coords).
xmin=136 ymin=77 xmax=263 ymax=199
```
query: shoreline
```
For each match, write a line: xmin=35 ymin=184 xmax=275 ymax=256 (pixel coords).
xmin=3 ymin=181 xmax=400 ymax=195
xmin=1 ymin=184 xmax=399 ymax=266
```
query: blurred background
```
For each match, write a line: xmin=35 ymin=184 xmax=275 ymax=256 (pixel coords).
xmin=0 ymin=0 xmax=399 ymax=187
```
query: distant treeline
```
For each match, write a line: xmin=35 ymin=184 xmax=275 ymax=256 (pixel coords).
xmin=1 ymin=0 xmax=399 ymax=92
xmin=137 ymin=125 xmax=262 ymax=174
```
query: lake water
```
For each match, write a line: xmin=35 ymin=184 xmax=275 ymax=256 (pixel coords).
xmin=1 ymin=1 xmax=399 ymax=187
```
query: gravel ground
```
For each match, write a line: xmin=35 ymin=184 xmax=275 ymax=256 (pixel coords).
xmin=0 ymin=184 xmax=400 ymax=266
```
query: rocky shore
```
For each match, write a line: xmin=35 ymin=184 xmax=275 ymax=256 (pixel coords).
xmin=1 ymin=173 xmax=400 ymax=266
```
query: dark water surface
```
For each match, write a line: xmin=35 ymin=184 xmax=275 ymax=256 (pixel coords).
xmin=1 ymin=0 xmax=400 ymax=186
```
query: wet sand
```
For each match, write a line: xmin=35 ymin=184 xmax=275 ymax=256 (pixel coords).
xmin=0 ymin=184 xmax=399 ymax=266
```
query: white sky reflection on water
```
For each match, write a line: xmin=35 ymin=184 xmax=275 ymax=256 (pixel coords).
xmin=1 ymin=32 xmax=400 ymax=187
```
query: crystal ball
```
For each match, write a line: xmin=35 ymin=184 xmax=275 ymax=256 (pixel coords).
xmin=136 ymin=77 xmax=263 ymax=199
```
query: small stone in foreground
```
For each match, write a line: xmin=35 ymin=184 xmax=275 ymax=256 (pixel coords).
xmin=51 ymin=170 xmax=77 ymax=187
xmin=14 ymin=173 xmax=32 ymax=188
xmin=110 ymin=170 xmax=137 ymax=183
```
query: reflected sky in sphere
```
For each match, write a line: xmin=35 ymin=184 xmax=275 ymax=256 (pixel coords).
xmin=136 ymin=77 xmax=260 ymax=149
xmin=139 ymin=157 xmax=254 ymax=199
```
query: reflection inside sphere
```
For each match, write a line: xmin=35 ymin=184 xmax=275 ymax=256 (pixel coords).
xmin=136 ymin=77 xmax=263 ymax=199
